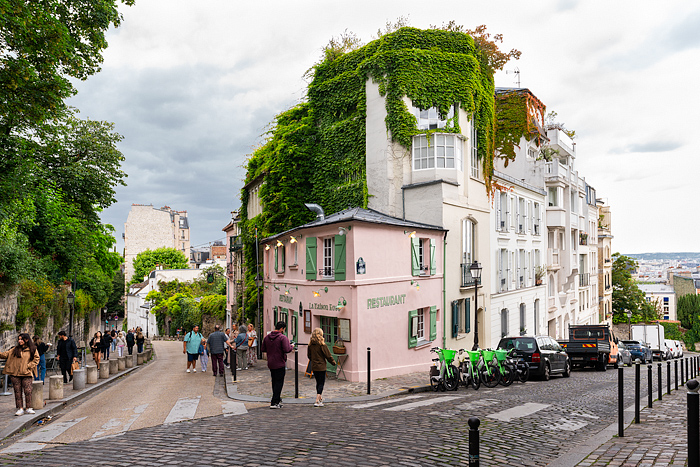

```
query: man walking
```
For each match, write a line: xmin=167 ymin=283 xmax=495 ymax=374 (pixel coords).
xmin=207 ymin=325 xmax=232 ymax=377
xmin=183 ymin=325 xmax=203 ymax=373
xmin=102 ymin=330 xmax=112 ymax=360
xmin=126 ymin=329 xmax=135 ymax=355
xmin=56 ymin=331 xmax=78 ymax=384
xmin=261 ymin=321 xmax=295 ymax=409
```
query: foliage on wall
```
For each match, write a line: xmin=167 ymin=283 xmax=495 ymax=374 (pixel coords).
xmin=494 ymin=89 xmax=547 ymax=164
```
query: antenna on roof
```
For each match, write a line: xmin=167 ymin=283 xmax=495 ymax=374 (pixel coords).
xmin=506 ymin=67 xmax=520 ymax=87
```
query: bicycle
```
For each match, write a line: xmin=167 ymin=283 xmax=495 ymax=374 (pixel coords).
xmin=456 ymin=348 xmax=480 ymax=390
xmin=503 ymin=348 xmax=530 ymax=383
xmin=429 ymin=347 xmax=459 ymax=391
xmin=479 ymin=348 xmax=514 ymax=387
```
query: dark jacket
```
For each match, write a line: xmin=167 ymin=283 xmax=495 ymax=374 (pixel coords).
xmin=126 ymin=331 xmax=135 ymax=345
xmin=102 ymin=333 xmax=112 ymax=349
xmin=307 ymin=342 xmax=335 ymax=372
xmin=57 ymin=337 xmax=78 ymax=368
xmin=207 ymin=331 xmax=228 ymax=355
xmin=261 ymin=331 xmax=294 ymax=370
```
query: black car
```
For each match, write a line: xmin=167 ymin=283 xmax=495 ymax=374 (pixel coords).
xmin=621 ymin=340 xmax=652 ymax=363
xmin=497 ymin=336 xmax=571 ymax=381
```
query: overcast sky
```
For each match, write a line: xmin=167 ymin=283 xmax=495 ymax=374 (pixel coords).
xmin=70 ymin=0 xmax=700 ymax=255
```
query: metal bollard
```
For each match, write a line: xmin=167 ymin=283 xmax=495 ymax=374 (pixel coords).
xmin=468 ymin=416 xmax=480 ymax=467
xmin=683 ymin=358 xmax=686 ymax=384
xmin=676 ymin=360 xmax=679 ymax=391
xmin=618 ymin=366 xmax=624 ymax=438
xmin=667 ymin=361 xmax=671 ymax=395
xmin=367 ymin=347 xmax=371 ymax=395
xmin=635 ymin=359 xmax=641 ymax=424
xmin=658 ymin=362 xmax=662 ymax=401
xmin=648 ymin=364 xmax=653 ymax=408
xmin=294 ymin=346 xmax=298 ymax=399
xmin=688 ymin=380 xmax=699 ymax=467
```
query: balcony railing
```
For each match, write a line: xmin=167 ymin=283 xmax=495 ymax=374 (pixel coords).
xmin=319 ymin=267 xmax=335 ymax=278
xmin=579 ymin=233 xmax=588 ymax=246
xmin=519 ymin=275 xmax=525 ymax=288
xmin=579 ymin=273 xmax=590 ymax=287
xmin=500 ymin=277 xmax=507 ymax=292
xmin=230 ymin=236 xmax=244 ymax=252
xmin=460 ymin=263 xmax=479 ymax=287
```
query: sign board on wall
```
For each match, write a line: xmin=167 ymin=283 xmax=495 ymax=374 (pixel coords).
xmin=339 ymin=318 xmax=350 ymax=342
xmin=356 ymin=257 xmax=366 ymax=274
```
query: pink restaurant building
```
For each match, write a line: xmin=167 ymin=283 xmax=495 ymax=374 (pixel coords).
xmin=261 ymin=206 xmax=446 ymax=382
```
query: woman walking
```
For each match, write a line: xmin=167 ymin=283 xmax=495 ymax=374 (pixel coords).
xmin=90 ymin=331 xmax=103 ymax=369
xmin=116 ymin=331 xmax=126 ymax=357
xmin=246 ymin=323 xmax=258 ymax=367
xmin=0 ymin=333 xmax=39 ymax=415
xmin=233 ymin=325 xmax=248 ymax=370
xmin=32 ymin=335 xmax=51 ymax=383
xmin=307 ymin=328 xmax=335 ymax=407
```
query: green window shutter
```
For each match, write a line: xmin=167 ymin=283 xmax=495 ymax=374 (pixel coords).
xmin=430 ymin=238 xmax=437 ymax=275
xmin=411 ymin=237 xmax=420 ymax=276
xmin=280 ymin=245 xmax=285 ymax=270
xmin=334 ymin=234 xmax=346 ymax=281
xmin=273 ymin=306 xmax=278 ymax=326
xmin=408 ymin=309 xmax=418 ymax=348
xmin=429 ymin=306 xmax=437 ymax=341
xmin=274 ymin=246 xmax=278 ymax=273
xmin=306 ymin=237 xmax=317 ymax=280
xmin=451 ymin=301 xmax=459 ymax=338
xmin=465 ymin=298 xmax=471 ymax=334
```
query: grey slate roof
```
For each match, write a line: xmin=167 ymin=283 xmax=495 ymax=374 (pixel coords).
xmin=263 ymin=207 xmax=446 ymax=243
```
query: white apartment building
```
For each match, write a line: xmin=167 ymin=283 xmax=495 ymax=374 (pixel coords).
xmin=123 ymin=204 xmax=191 ymax=283
xmin=544 ymin=127 xmax=600 ymax=338
xmin=639 ymin=284 xmax=677 ymax=321
xmin=598 ymin=203 xmax=613 ymax=324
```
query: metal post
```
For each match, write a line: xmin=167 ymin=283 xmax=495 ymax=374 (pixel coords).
xmin=294 ymin=346 xmax=299 ymax=399
xmin=367 ymin=347 xmax=371 ymax=395
xmin=618 ymin=366 xmax=624 ymax=437
xmin=658 ymin=362 xmax=662 ymax=401
xmin=667 ymin=360 xmax=671 ymax=395
xmin=683 ymin=358 xmax=686 ymax=384
xmin=472 ymin=279 xmax=479 ymax=351
xmin=687 ymin=358 xmax=690 ymax=381
xmin=468 ymin=416 xmax=480 ymax=467
xmin=676 ymin=359 xmax=679 ymax=391
xmin=648 ymin=363 xmax=653 ymax=408
xmin=688 ymin=380 xmax=699 ymax=467
xmin=635 ymin=359 xmax=641 ymax=424
xmin=232 ymin=354 xmax=237 ymax=382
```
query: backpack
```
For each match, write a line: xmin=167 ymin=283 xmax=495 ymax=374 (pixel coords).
xmin=136 ymin=331 xmax=144 ymax=340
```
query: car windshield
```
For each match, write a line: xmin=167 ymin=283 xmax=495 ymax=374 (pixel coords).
xmin=498 ymin=337 xmax=537 ymax=351
xmin=622 ymin=341 xmax=640 ymax=347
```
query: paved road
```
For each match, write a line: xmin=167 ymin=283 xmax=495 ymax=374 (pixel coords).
xmin=0 ymin=352 xmax=694 ymax=465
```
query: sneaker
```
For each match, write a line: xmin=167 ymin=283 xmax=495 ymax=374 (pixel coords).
xmin=243 ymin=367 xmax=248 ymax=370
xmin=14 ymin=409 xmax=24 ymax=416
xmin=270 ymin=404 xmax=281 ymax=409
xmin=25 ymin=408 xmax=35 ymax=414
xmin=313 ymin=402 xmax=321 ymax=407
xmin=213 ymin=373 xmax=217 ymax=377
xmin=193 ymin=369 xmax=196 ymax=373
xmin=236 ymin=367 xmax=242 ymax=371
xmin=202 ymin=369 xmax=206 ymax=372
xmin=186 ymin=369 xmax=190 ymax=373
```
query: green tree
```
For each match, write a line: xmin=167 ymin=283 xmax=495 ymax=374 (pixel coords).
xmin=131 ymin=248 xmax=190 ymax=284
xmin=105 ymin=270 xmax=125 ymax=317
xmin=611 ymin=253 xmax=658 ymax=324
xmin=677 ymin=294 xmax=700 ymax=330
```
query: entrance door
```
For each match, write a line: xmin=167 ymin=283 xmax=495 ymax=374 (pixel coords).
xmin=320 ymin=316 xmax=338 ymax=373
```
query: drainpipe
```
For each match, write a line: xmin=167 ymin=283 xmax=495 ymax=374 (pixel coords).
xmin=402 ymin=187 xmax=406 ymax=221
xmin=442 ymin=230 xmax=447 ymax=349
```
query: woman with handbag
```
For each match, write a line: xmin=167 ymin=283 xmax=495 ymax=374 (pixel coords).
xmin=0 ymin=333 xmax=39 ymax=416
xmin=246 ymin=323 xmax=258 ymax=367
xmin=90 ymin=331 xmax=103 ymax=370
xmin=307 ymin=328 xmax=336 ymax=407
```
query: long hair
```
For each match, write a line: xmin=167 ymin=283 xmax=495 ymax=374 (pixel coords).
xmin=13 ymin=333 xmax=36 ymax=359
xmin=310 ymin=328 xmax=325 ymax=346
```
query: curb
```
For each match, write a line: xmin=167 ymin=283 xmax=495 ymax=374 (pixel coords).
xmin=0 ymin=351 xmax=156 ymax=442
xmin=224 ymin=366 xmax=433 ymax=404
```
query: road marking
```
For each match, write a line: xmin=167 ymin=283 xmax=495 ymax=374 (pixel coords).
xmin=164 ymin=396 xmax=201 ymax=424
xmin=350 ymin=395 xmax=425 ymax=409
xmin=1 ymin=417 xmax=87 ymax=453
xmin=487 ymin=402 xmax=550 ymax=421
xmin=222 ymin=400 xmax=247 ymax=417
xmin=92 ymin=403 xmax=149 ymax=439
xmin=384 ymin=396 xmax=463 ymax=412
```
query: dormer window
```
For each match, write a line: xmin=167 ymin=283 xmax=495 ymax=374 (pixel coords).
xmin=412 ymin=104 xmax=455 ymax=130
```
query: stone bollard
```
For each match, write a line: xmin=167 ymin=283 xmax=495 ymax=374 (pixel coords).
xmin=109 ymin=358 xmax=118 ymax=375
xmin=137 ymin=353 xmax=144 ymax=365
xmin=99 ymin=362 xmax=110 ymax=379
xmin=31 ymin=381 xmax=44 ymax=410
xmin=146 ymin=349 xmax=152 ymax=361
xmin=86 ymin=365 xmax=98 ymax=384
xmin=125 ymin=354 xmax=134 ymax=368
xmin=118 ymin=356 xmax=126 ymax=371
xmin=49 ymin=375 xmax=63 ymax=400
xmin=72 ymin=368 xmax=86 ymax=390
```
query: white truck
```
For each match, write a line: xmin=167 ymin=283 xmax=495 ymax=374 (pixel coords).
xmin=631 ymin=323 xmax=667 ymax=360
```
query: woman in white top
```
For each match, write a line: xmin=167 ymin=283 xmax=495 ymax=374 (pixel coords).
xmin=115 ymin=332 xmax=127 ymax=357
xmin=247 ymin=323 xmax=258 ymax=367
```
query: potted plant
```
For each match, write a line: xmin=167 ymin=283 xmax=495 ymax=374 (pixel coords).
xmin=535 ymin=265 xmax=546 ymax=286
xmin=333 ymin=337 xmax=346 ymax=354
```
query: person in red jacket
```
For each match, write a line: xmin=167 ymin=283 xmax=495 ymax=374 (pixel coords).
xmin=261 ymin=321 xmax=295 ymax=409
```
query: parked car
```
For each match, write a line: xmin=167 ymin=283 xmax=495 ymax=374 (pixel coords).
xmin=665 ymin=339 xmax=680 ymax=359
xmin=676 ymin=340 xmax=684 ymax=358
xmin=497 ymin=336 xmax=570 ymax=381
xmin=621 ymin=340 xmax=653 ymax=363
xmin=617 ymin=341 xmax=633 ymax=366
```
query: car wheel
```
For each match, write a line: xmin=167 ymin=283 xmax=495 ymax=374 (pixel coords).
xmin=563 ymin=359 xmax=571 ymax=378
xmin=542 ymin=363 xmax=551 ymax=381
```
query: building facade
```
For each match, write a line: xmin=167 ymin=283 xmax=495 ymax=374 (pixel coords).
xmin=222 ymin=212 xmax=244 ymax=329
xmin=597 ymin=203 xmax=613 ymax=324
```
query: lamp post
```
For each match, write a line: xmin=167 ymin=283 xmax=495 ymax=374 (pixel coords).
xmin=67 ymin=291 xmax=75 ymax=338
xmin=626 ymin=310 xmax=632 ymax=340
xmin=140 ymin=300 xmax=152 ymax=338
xmin=470 ymin=261 xmax=482 ymax=351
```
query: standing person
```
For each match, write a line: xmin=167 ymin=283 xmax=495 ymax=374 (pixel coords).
xmin=116 ymin=332 xmax=126 ymax=357
xmin=56 ymin=330 xmax=78 ymax=384
xmin=223 ymin=328 xmax=232 ymax=368
xmin=207 ymin=325 xmax=233 ymax=377
xmin=183 ymin=325 xmax=203 ymax=373
xmin=247 ymin=324 xmax=258 ymax=367
xmin=135 ymin=327 xmax=145 ymax=354
xmin=307 ymin=328 xmax=336 ymax=407
xmin=102 ymin=330 xmax=112 ymax=360
xmin=110 ymin=330 xmax=117 ymax=354
xmin=125 ymin=329 xmax=135 ymax=355
xmin=90 ymin=332 xmax=103 ymax=369
xmin=32 ymin=336 xmax=51 ymax=383
xmin=261 ymin=321 xmax=295 ymax=409
xmin=0 ymin=333 xmax=39 ymax=416
xmin=199 ymin=338 xmax=208 ymax=372
xmin=233 ymin=325 xmax=248 ymax=370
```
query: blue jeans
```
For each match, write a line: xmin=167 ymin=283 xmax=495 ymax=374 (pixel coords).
xmin=34 ymin=354 xmax=46 ymax=382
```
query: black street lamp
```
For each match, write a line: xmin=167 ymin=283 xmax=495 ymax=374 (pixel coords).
xmin=67 ymin=291 xmax=75 ymax=338
xmin=470 ymin=261 xmax=482 ymax=351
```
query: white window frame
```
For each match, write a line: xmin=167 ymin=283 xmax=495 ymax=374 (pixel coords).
xmin=470 ymin=120 xmax=480 ymax=179
xmin=322 ymin=237 xmax=333 ymax=278
xmin=416 ymin=308 xmax=425 ymax=341
xmin=412 ymin=134 xmax=462 ymax=171
xmin=412 ymin=105 xmax=455 ymax=130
